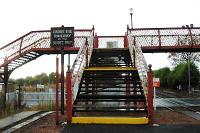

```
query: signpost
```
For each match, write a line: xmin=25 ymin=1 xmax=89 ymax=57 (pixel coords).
xmin=153 ymin=78 xmax=160 ymax=110
xmin=51 ymin=26 xmax=74 ymax=47
xmin=153 ymin=78 xmax=160 ymax=88
xmin=51 ymin=26 xmax=74 ymax=114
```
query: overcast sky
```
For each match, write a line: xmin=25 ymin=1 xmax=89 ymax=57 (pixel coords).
xmin=0 ymin=0 xmax=200 ymax=79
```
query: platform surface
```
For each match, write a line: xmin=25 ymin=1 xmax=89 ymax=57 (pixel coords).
xmin=0 ymin=111 xmax=39 ymax=129
xmin=62 ymin=124 xmax=200 ymax=133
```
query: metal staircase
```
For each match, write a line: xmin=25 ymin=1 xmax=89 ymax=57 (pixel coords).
xmin=0 ymin=27 xmax=150 ymax=124
xmin=71 ymin=45 xmax=149 ymax=124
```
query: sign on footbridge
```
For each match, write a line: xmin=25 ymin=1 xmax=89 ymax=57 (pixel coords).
xmin=51 ymin=26 xmax=74 ymax=47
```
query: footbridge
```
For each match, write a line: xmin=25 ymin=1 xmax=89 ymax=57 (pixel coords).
xmin=0 ymin=26 xmax=200 ymax=125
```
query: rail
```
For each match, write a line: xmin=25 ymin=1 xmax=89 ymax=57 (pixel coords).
xmin=129 ymin=27 xmax=200 ymax=48
xmin=71 ymin=30 xmax=94 ymax=102
xmin=127 ymin=30 xmax=148 ymax=94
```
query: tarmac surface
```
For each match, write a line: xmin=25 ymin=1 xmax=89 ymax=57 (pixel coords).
xmin=62 ymin=124 xmax=200 ymax=133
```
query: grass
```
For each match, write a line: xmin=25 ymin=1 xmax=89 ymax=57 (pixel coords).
xmin=27 ymin=100 xmax=56 ymax=111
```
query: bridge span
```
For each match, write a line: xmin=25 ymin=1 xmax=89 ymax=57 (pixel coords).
xmin=0 ymin=26 xmax=200 ymax=125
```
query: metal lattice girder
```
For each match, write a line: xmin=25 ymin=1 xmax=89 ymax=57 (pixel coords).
xmin=0 ymin=29 xmax=94 ymax=73
xmin=129 ymin=27 xmax=200 ymax=52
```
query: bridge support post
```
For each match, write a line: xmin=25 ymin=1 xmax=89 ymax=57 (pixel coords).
xmin=94 ymin=33 xmax=98 ymax=48
xmin=61 ymin=51 xmax=65 ymax=114
xmin=66 ymin=69 xmax=72 ymax=123
xmin=124 ymin=35 xmax=128 ymax=48
xmin=55 ymin=57 xmax=59 ymax=125
xmin=86 ymin=38 xmax=89 ymax=68
xmin=147 ymin=64 xmax=154 ymax=125
xmin=2 ymin=65 xmax=9 ymax=110
xmin=133 ymin=37 xmax=136 ymax=68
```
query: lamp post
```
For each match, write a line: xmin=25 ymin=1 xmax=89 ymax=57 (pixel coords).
xmin=182 ymin=24 xmax=193 ymax=95
xmin=130 ymin=8 xmax=133 ymax=29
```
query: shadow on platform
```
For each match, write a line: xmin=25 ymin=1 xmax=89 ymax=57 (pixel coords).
xmin=62 ymin=124 xmax=200 ymax=133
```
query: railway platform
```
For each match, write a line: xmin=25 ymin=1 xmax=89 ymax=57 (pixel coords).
xmin=62 ymin=124 xmax=200 ymax=133
xmin=0 ymin=111 xmax=39 ymax=130
xmin=0 ymin=111 xmax=53 ymax=133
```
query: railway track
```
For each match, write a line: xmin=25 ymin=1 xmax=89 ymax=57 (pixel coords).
xmin=0 ymin=111 xmax=53 ymax=133
xmin=156 ymin=90 xmax=200 ymax=120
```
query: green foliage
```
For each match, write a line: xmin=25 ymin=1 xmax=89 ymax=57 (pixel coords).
xmin=49 ymin=72 xmax=56 ymax=84
xmin=36 ymin=73 xmax=49 ymax=85
xmin=15 ymin=78 xmax=25 ymax=86
xmin=12 ymin=72 xmax=60 ymax=86
xmin=14 ymin=73 xmax=51 ymax=86
xmin=154 ymin=67 xmax=171 ymax=88
xmin=153 ymin=62 xmax=200 ymax=90
xmin=189 ymin=63 xmax=200 ymax=88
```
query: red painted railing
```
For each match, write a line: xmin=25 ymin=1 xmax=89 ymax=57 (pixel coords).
xmin=0 ymin=29 xmax=93 ymax=68
xmin=128 ymin=27 xmax=200 ymax=52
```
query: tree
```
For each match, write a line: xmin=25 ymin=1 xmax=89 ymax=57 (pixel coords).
xmin=153 ymin=63 xmax=200 ymax=90
xmin=168 ymin=52 xmax=200 ymax=66
xmin=168 ymin=35 xmax=200 ymax=93
xmin=15 ymin=78 xmax=25 ymax=86
xmin=25 ymin=76 xmax=33 ymax=85
xmin=154 ymin=67 xmax=171 ymax=88
xmin=49 ymin=72 xmax=56 ymax=84
xmin=172 ymin=63 xmax=200 ymax=90
xmin=34 ymin=73 xmax=49 ymax=85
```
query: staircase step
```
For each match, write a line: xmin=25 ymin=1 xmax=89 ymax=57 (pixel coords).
xmin=73 ymin=48 xmax=147 ymax=118
xmin=79 ymin=90 xmax=143 ymax=93
xmin=73 ymin=109 xmax=146 ymax=113
xmin=77 ymin=94 xmax=145 ymax=99
xmin=75 ymin=99 xmax=146 ymax=102
xmin=83 ymin=67 xmax=137 ymax=71
xmin=81 ymin=85 xmax=142 ymax=88
xmin=73 ymin=106 xmax=146 ymax=111
xmin=71 ymin=117 xmax=149 ymax=124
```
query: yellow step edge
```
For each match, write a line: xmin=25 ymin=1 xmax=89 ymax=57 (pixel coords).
xmin=83 ymin=67 xmax=137 ymax=71
xmin=72 ymin=117 xmax=149 ymax=124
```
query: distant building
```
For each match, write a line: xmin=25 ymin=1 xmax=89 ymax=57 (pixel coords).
xmin=106 ymin=41 xmax=118 ymax=48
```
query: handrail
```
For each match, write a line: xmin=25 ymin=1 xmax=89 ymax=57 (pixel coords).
xmin=127 ymin=30 xmax=148 ymax=95
xmin=71 ymin=30 xmax=94 ymax=102
xmin=130 ymin=27 xmax=200 ymax=30
xmin=128 ymin=27 xmax=200 ymax=47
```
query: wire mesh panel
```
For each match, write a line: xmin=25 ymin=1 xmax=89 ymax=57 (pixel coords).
xmin=71 ymin=30 xmax=94 ymax=102
xmin=128 ymin=31 xmax=148 ymax=94
xmin=129 ymin=27 xmax=200 ymax=47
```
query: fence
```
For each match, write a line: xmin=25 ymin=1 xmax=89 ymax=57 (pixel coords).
xmin=6 ymin=91 xmax=65 ymax=107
